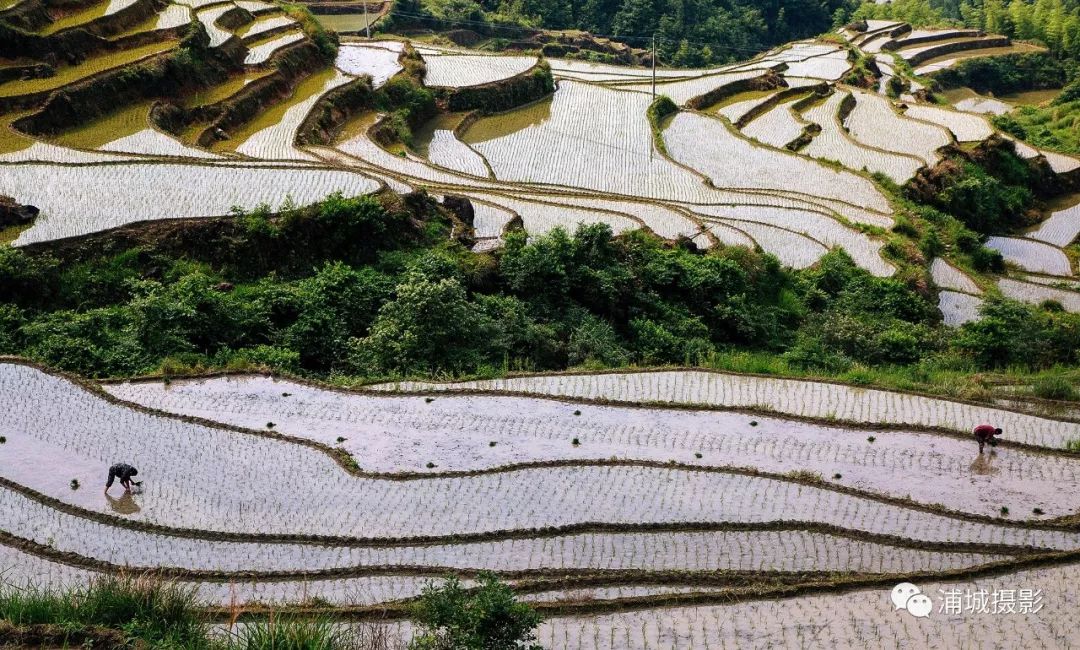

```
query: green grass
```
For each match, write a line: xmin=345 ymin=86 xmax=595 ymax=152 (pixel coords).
xmin=0 ymin=575 xmax=206 ymax=647
xmin=1032 ymin=375 xmax=1078 ymax=401
xmin=0 ymin=576 xmax=398 ymax=649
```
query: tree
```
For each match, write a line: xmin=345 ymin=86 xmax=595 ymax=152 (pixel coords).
xmin=349 ymin=274 xmax=488 ymax=375
xmin=409 ymin=575 xmax=542 ymax=650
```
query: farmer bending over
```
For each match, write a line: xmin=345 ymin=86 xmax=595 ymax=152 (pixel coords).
xmin=973 ymin=424 xmax=1003 ymax=454
xmin=104 ymin=463 xmax=138 ymax=493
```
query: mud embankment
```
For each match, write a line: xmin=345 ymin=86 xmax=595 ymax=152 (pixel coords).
xmin=439 ymin=59 xmax=554 ymax=114
xmin=0 ymin=0 xmax=167 ymax=60
xmin=685 ymin=70 xmax=785 ymax=112
xmin=8 ymin=24 xmax=244 ymax=134
xmin=905 ymin=37 xmax=1012 ymax=66
xmin=185 ymin=40 xmax=328 ymax=147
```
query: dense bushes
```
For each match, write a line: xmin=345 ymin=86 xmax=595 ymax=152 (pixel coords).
xmin=2 ymin=193 xmax=1079 ymax=380
xmin=906 ymin=148 xmax=1039 ymax=234
xmin=387 ymin=0 xmax=855 ymax=66
xmin=409 ymin=574 xmax=542 ymax=650
xmin=953 ymin=298 xmax=1080 ymax=368
xmin=929 ymin=54 xmax=1067 ymax=95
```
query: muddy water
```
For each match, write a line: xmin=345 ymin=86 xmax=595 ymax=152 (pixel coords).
xmin=1001 ymin=88 xmax=1061 ymax=105
xmin=412 ymin=112 xmax=469 ymax=157
xmin=942 ymin=86 xmax=1061 ymax=110
xmin=315 ymin=12 xmax=378 ymax=33
xmin=212 ymin=66 xmax=340 ymax=152
xmin=39 ymin=0 xmax=109 ymax=35
xmin=183 ymin=70 xmax=272 ymax=108
xmin=705 ymin=89 xmax=773 ymax=114
xmin=0 ymin=41 xmax=177 ymax=98
xmin=333 ymin=109 xmax=380 ymax=146
xmin=917 ymin=43 xmax=1045 ymax=72
xmin=0 ymin=110 xmax=35 ymax=154
xmin=49 ymin=101 xmax=151 ymax=150
xmin=460 ymin=97 xmax=552 ymax=146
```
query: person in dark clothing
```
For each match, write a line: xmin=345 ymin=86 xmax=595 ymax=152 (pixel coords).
xmin=105 ymin=463 xmax=138 ymax=493
xmin=973 ymin=424 xmax=1003 ymax=454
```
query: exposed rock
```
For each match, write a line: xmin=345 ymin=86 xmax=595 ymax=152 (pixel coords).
xmin=445 ymin=29 xmax=482 ymax=47
xmin=442 ymin=195 xmax=474 ymax=227
xmin=0 ymin=196 xmax=39 ymax=228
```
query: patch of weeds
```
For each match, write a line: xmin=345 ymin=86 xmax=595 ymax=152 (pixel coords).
xmin=1032 ymin=376 xmax=1077 ymax=401
xmin=1000 ymin=506 xmax=1010 ymax=516
xmin=572 ymin=438 xmax=580 ymax=446
xmin=1066 ymin=439 xmax=1080 ymax=453
xmin=69 ymin=479 xmax=79 ymax=490
xmin=785 ymin=469 xmax=824 ymax=483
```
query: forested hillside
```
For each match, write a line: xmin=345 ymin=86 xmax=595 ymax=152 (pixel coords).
xmin=390 ymin=0 xmax=859 ymax=65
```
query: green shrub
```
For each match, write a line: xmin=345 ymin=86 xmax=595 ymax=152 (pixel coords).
xmin=409 ymin=574 xmax=541 ymax=650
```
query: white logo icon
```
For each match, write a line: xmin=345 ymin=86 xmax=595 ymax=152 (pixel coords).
xmin=891 ymin=583 xmax=931 ymax=618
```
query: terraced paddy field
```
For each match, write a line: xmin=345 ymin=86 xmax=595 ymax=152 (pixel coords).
xmin=0 ymin=9 xmax=1075 ymax=297
xmin=3 ymin=360 xmax=1080 ymax=645
xmin=4 ymin=14 xmax=1080 ymax=643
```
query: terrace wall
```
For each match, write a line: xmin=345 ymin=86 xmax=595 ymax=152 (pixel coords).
xmin=905 ymin=37 xmax=1012 ymax=66
xmin=440 ymin=60 xmax=555 ymax=114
